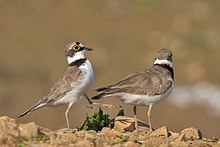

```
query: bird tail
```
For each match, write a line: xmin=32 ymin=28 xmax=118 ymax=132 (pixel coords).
xmin=17 ymin=101 xmax=46 ymax=118
xmin=91 ymin=93 xmax=107 ymax=100
xmin=96 ymin=87 xmax=109 ymax=92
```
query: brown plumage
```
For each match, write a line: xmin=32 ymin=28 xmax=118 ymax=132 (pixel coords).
xmin=18 ymin=66 xmax=82 ymax=118
xmin=93 ymin=65 xmax=172 ymax=98
xmin=92 ymin=48 xmax=174 ymax=132
xmin=18 ymin=42 xmax=94 ymax=129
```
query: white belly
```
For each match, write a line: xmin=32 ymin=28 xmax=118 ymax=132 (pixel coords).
xmin=77 ymin=60 xmax=94 ymax=95
xmin=108 ymin=85 xmax=173 ymax=106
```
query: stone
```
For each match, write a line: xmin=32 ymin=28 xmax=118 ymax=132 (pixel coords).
xmin=101 ymin=127 xmax=111 ymax=133
xmin=169 ymin=131 xmax=179 ymax=140
xmin=170 ymin=140 xmax=189 ymax=147
xmin=123 ymin=141 xmax=138 ymax=147
xmin=74 ymin=140 xmax=92 ymax=147
xmin=175 ymin=133 xmax=185 ymax=142
xmin=114 ymin=116 xmax=148 ymax=133
xmin=133 ymin=126 xmax=149 ymax=134
xmin=0 ymin=116 xmax=18 ymax=136
xmin=180 ymin=127 xmax=202 ymax=140
xmin=151 ymin=126 xmax=169 ymax=137
xmin=84 ymin=130 xmax=97 ymax=140
xmin=18 ymin=122 xmax=40 ymax=138
xmin=0 ymin=132 xmax=15 ymax=145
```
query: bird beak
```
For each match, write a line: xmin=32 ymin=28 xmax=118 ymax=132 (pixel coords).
xmin=85 ymin=47 xmax=93 ymax=51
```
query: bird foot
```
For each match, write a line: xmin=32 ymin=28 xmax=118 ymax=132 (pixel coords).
xmin=147 ymin=128 xmax=154 ymax=134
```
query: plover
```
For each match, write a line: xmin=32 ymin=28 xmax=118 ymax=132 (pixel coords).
xmin=18 ymin=42 xmax=94 ymax=129
xmin=92 ymin=48 xmax=174 ymax=132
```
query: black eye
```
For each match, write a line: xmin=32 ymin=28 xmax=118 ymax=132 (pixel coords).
xmin=72 ymin=45 xmax=80 ymax=51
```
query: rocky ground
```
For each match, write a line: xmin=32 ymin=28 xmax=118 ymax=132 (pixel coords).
xmin=0 ymin=116 xmax=219 ymax=147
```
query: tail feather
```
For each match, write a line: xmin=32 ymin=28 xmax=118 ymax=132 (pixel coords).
xmin=91 ymin=93 xmax=106 ymax=100
xmin=96 ymin=87 xmax=108 ymax=92
xmin=17 ymin=101 xmax=45 ymax=118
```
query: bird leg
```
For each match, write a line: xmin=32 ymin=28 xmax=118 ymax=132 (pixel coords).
xmin=65 ymin=103 xmax=73 ymax=129
xmin=133 ymin=105 xmax=138 ymax=130
xmin=147 ymin=105 xmax=153 ymax=132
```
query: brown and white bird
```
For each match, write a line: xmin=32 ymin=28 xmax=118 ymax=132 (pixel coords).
xmin=18 ymin=42 xmax=94 ymax=129
xmin=92 ymin=48 xmax=174 ymax=132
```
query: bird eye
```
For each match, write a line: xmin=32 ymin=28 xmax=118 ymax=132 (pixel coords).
xmin=72 ymin=45 xmax=81 ymax=51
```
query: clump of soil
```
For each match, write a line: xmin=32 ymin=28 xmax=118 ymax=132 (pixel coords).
xmin=0 ymin=116 xmax=219 ymax=147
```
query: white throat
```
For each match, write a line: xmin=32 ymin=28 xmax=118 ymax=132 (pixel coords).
xmin=67 ymin=51 xmax=85 ymax=64
xmin=154 ymin=59 xmax=173 ymax=68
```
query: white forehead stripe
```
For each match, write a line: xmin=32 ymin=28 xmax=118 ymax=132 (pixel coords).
xmin=67 ymin=51 xmax=85 ymax=64
xmin=79 ymin=43 xmax=84 ymax=48
xmin=154 ymin=59 xmax=173 ymax=68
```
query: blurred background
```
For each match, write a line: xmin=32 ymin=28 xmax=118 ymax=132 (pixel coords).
xmin=0 ymin=0 xmax=220 ymax=138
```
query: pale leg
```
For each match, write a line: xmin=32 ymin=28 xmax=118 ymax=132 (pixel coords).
xmin=148 ymin=105 xmax=153 ymax=132
xmin=65 ymin=103 xmax=73 ymax=129
xmin=133 ymin=105 xmax=138 ymax=130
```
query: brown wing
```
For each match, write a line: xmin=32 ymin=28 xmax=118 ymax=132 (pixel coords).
xmin=43 ymin=66 xmax=82 ymax=103
xmin=17 ymin=66 xmax=82 ymax=118
xmin=95 ymin=66 xmax=172 ymax=96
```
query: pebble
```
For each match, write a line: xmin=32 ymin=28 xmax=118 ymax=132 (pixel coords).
xmin=123 ymin=141 xmax=138 ymax=147
xmin=151 ymin=126 xmax=169 ymax=137
xmin=18 ymin=122 xmax=40 ymax=138
xmin=114 ymin=116 xmax=148 ymax=133
xmin=0 ymin=116 xmax=18 ymax=136
xmin=180 ymin=127 xmax=202 ymax=140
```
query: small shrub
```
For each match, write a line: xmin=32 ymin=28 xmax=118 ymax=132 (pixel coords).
xmin=79 ymin=108 xmax=110 ymax=131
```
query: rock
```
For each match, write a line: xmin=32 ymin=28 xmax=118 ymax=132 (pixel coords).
xmin=84 ymin=130 xmax=97 ymax=140
xmin=151 ymin=126 xmax=169 ymax=137
xmin=170 ymin=140 xmax=189 ymax=146
xmin=56 ymin=128 xmax=78 ymax=135
xmin=0 ymin=116 xmax=18 ymax=136
xmin=0 ymin=132 xmax=16 ymax=145
xmin=52 ymin=133 xmax=77 ymax=144
xmin=76 ymin=130 xmax=87 ymax=139
xmin=74 ymin=140 xmax=92 ymax=147
xmin=123 ymin=141 xmax=138 ymax=147
xmin=101 ymin=127 xmax=111 ymax=133
xmin=175 ymin=133 xmax=185 ymax=142
xmin=99 ymin=128 xmax=121 ymax=139
xmin=0 ymin=116 xmax=41 ymax=138
xmin=169 ymin=131 xmax=179 ymax=140
xmin=159 ymin=144 xmax=170 ymax=147
xmin=180 ymin=127 xmax=202 ymax=140
xmin=18 ymin=122 xmax=40 ymax=138
xmin=114 ymin=116 xmax=149 ymax=132
xmin=133 ymin=126 xmax=149 ymax=134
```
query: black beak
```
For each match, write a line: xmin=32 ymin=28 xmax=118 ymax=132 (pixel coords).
xmin=85 ymin=47 xmax=93 ymax=51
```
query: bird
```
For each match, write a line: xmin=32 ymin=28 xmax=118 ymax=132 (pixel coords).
xmin=91 ymin=48 xmax=174 ymax=132
xmin=18 ymin=41 xmax=94 ymax=129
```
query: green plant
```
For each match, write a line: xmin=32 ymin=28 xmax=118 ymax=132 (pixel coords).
xmin=18 ymin=143 xmax=26 ymax=147
xmin=111 ymin=139 xmax=121 ymax=145
xmin=119 ymin=135 xmax=129 ymax=142
xmin=110 ymin=135 xmax=129 ymax=145
xmin=79 ymin=108 xmax=110 ymax=131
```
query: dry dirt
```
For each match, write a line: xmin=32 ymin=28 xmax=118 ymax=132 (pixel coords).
xmin=0 ymin=116 xmax=219 ymax=147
